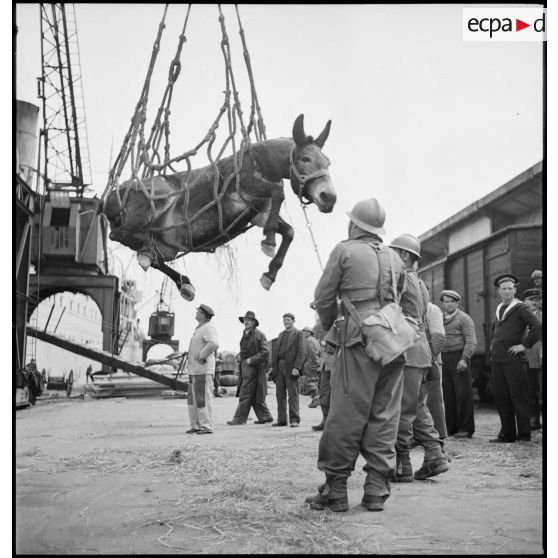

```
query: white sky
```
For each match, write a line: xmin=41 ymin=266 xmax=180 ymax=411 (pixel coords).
xmin=8 ymin=3 xmax=557 ymax=551
xmin=14 ymin=3 xmax=544 ymax=352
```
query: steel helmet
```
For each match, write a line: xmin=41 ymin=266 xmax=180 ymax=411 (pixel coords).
xmin=389 ymin=233 xmax=422 ymax=259
xmin=346 ymin=198 xmax=386 ymax=235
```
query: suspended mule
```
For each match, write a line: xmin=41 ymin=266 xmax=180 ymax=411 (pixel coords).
xmin=103 ymin=114 xmax=336 ymax=301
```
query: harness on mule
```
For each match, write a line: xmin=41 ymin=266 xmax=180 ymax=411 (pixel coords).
xmin=95 ymin=4 xmax=270 ymax=258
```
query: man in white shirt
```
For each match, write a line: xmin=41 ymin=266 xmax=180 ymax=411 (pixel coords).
xmin=186 ymin=304 xmax=219 ymax=435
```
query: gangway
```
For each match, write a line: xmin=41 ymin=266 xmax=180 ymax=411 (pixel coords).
xmin=26 ymin=326 xmax=188 ymax=392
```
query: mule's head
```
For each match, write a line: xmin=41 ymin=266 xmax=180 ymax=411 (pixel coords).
xmin=289 ymin=114 xmax=336 ymax=213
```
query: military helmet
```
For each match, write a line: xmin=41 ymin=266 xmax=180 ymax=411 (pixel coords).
xmin=389 ymin=233 xmax=422 ymax=259
xmin=346 ymin=198 xmax=386 ymax=235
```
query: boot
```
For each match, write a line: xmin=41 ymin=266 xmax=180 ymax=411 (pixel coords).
xmin=304 ymin=482 xmax=327 ymax=503
xmin=308 ymin=396 xmax=320 ymax=408
xmin=312 ymin=406 xmax=328 ymax=431
xmin=307 ymin=475 xmax=348 ymax=512
xmin=530 ymin=417 xmax=542 ymax=431
xmin=393 ymin=453 xmax=413 ymax=482
xmin=361 ymin=494 xmax=387 ymax=512
xmin=414 ymin=456 xmax=449 ymax=480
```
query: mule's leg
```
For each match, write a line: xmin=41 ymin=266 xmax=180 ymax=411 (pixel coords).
xmin=153 ymin=261 xmax=196 ymax=302
xmin=260 ymin=216 xmax=294 ymax=291
xmin=261 ymin=183 xmax=285 ymax=258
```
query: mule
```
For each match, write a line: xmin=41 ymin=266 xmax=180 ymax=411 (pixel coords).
xmin=103 ymin=114 xmax=336 ymax=300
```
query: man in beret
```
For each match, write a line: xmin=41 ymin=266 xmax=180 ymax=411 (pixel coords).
xmin=440 ymin=290 xmax=477 ymax=439
xmin=186 ymin=304 xmax=220 ymax=434
xmin=489 ymin=275 xmax=542 ymax=443
xmin=270 ymin=313 xmax=306 ymax=427
xmin=227 ymin=311 xmax=273 ymax=426
xmin=522 ymin=289 xmax=543 ymax=431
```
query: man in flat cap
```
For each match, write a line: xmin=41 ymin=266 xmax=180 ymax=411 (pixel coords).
xmin=522 ymin=289 xmax=543 ymax=431
xmin=227 ymin=311 xmax=273 ymax=426
xmin=270 ymin=313 xmax=306 ymax=427
xmin=489 ymin=275 xmax=541 ymax=443
xmin=440 ymin=290 xmax=477 ymax=439
xmin=300 ymin=326 xmax=321 ymax=408
xmin=308 ymin=199 xmax=407 ymax=513
xmin=186 ymin=304 xmax=220 ymax=434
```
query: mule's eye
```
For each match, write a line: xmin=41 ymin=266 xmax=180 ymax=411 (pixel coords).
xmin=301 ymin=156 xmax=311 ymax=163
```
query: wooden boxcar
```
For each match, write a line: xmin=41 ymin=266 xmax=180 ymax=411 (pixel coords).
xmin=418 ymin=224 xmax=542 ymax=401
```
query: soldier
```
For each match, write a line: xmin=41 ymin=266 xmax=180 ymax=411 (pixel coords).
xmin=307 ymin=198 xmax=406 ymax=512
xmin=530 ymin=270 xmax=543 ymax=310
xmin=439 ymin=290 xmax=477 ymax=438
xmin=490 ymin=275 xmax=541 ymax=443
xmin=422 ymin=301 xmax=447 ymax=440
xmin=227 ymin=311 xmax=273 ymax=426
xmin=301 ymin=326 xmax=321 ymax=407
xmin=185 ymin=304 xmax=219 ymax=435
xmin=389 ymin=234 xmax=449 ymax=482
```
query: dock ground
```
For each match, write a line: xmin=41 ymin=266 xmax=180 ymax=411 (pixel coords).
xmin=15 ymin=386 xmax=543 ymax=554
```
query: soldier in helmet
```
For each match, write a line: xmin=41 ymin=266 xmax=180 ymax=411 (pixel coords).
xmin=308 ymin=198 xmax=407 ymax=513
xmin=389 ymin=234 xmax=449 ymax=482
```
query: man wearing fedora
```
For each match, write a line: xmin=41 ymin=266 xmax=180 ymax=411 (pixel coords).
xmin=490 ymin=275 xmax=541 ymax=443
xmin=227 ymin=311 xmax=274 ymax=426
xmin=439 ymin=289 xmax=477 ymax=439
xmin=270 ymin=313 xmax=306 ymax=428
xmin=186 ymin=304 xmax=220 ymax=435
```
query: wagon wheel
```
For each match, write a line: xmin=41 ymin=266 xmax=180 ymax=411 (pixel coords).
xmin=66 ymin=370 xmax=74 ymax=397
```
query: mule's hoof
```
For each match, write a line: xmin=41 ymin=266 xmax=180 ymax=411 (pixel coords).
xmin=260 ymin=274 xmax=274 ymax=291
xmin=180 ymin=283 xmax=196 ymax=301
xmin=137 ymin=253 xmax=152 ymax=271
xmin=261 ymin=241 xmax=276 ymax=258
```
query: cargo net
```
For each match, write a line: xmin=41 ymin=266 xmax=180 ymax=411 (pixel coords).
xmin=100 ymin=4 xmax=268 ymax=256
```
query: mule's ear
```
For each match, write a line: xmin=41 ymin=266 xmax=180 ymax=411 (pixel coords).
xmin=314 ymin=120 xmax=331 ymax=149
xmin=292 ymin=114 xmax=307 ymax=146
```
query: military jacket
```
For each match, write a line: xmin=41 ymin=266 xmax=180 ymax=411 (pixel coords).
xmin=314 ymin=233 xmax=406 ymax=348
xmin=400 ymin=270 xmax=431 ymax=368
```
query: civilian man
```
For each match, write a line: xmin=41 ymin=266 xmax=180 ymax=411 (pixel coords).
xmin=227 ymin=311 xmax=273 ymax=426
xmin=186 ymin=304 xmax=219 ymax=435
xmin=270 ymin=313 xmax=306 ymax=427
xmin=522 ymin=289 xmax=543 ymax=431
xmin=440 ymin=290 xmax=477 ymax=438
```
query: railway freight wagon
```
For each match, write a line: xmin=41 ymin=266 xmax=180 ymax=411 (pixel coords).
xmin=418 ymin=223 xmax=542 ymax=401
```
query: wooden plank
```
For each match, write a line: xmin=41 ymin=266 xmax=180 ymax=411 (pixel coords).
xmin=26 ymin=326 xmax=189 ymax=392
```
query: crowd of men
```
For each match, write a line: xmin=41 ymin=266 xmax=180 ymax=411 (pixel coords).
xmin=181 ymin=197 xmax=543 ymax=513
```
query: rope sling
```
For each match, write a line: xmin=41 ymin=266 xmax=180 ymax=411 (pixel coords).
xmin=99 ymin=4 xmax=266 ymax=255
xmin=98 ymin=3 xmax=324 ymax=268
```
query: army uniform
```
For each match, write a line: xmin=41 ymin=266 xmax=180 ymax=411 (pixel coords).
xmin=394 ymin=269 xmax=447 ymax=481
xmin=313 ymin=230 xmax=406 ymax=508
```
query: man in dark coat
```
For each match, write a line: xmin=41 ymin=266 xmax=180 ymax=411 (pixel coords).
xmin=490 ymin=275 xmax=542 ymax=443
xmin=270 ymin=313 xmax=306 ymax=427
xmin=227 ymin=311 xmax=273 ymax=425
